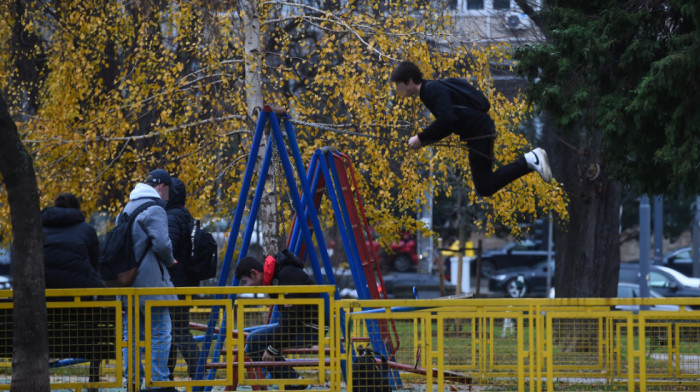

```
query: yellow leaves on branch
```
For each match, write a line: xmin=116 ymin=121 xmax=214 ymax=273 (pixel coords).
xmin=0 ymin=0 xmax=567 ymax=247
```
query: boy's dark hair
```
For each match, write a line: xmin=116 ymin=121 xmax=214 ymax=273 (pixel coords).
xmin=235 ymin=256 xmax=264 ymax=280
xmin=390 ymin=60 xmax=423 ymax=84
xmin=54 ymin=193 xmax=81 ymax=210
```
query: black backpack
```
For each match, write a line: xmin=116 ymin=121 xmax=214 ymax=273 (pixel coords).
xmin=99 ymin=200 xmax=159 ymax=287
xmin=352 ymin=346 xmax=392 ymax=392
xmin=185 ymin=219 xmax=218 ymax=281
xmin=439 ymin=77 xmax=491 ymax=113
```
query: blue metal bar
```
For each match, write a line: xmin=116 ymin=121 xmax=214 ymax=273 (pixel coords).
xmin=276 ymin=115 xmax=333 ymax=288
xmin=268 ymin=115 xmax=330 ymax=311
xmin=349 ymin=306 xmax=433 ymax=314
xmin=217 ymin=112 xmax=268 ymax=287
xmin=324 ymin=150 xmax=402 ymax=389
xmin=194 ymin=110 xmax=271 ymax=389
xmin=49 ymin=358 xmax=89 ymax=368
xmin=325 ymin=150 xmax=370 ymax=299
xmin=288 ymin=151 xmax=321 ymax=260
xmin=202 ymin=135 xmax=278 ymax=386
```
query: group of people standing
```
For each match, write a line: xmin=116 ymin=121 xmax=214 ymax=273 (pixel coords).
xmin=42 ymin=169 xmax=200 ymax=391
xmin=41 ymin=168 xmax=319 ymax=391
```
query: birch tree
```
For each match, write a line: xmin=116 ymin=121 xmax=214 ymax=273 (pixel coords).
xmin=1 ymin=0 xmax=567 ymax=262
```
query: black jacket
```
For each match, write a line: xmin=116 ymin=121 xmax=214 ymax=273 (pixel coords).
xmin=267 ymin=250 xmax=318 ymax=329
xmin=166 ymin=178 xmax=198 ymax=287
xmin=417 ymin=79 xmax=495 ymax=145
xmin=42 ymin=207 xmax=104 ymax=288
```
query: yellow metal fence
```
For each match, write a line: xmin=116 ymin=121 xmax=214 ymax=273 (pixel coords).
xmin=0 ymin=287 xmax=699 ymax=391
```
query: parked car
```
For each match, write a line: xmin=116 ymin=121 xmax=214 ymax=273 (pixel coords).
xmin=616 ymin=282 xmax=680 ymax=312
xmin=0 ymin=247 xmax=9 ymax=275
xmin=619 ymin=263 xmax=700 ymax=304
xmin=653 ymin=246 xmax=694 ymax=277
xmin=0 ymin=247 xmax=10 ymax=287
xmin=473 ymin=239 xmax=553 ymax=277
xmin=488 ymin=259 xmax=553 ymax=298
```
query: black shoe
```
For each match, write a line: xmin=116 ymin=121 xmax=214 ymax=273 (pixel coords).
xmin=140 ymin=387 xmax=179 ymax=392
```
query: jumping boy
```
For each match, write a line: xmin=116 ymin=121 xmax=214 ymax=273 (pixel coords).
xmin=390 ymin=60 xmax=552 ymax=197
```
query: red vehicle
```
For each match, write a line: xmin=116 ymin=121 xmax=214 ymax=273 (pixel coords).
xmin=382 ymin=232 xmax=418 ymax=272
xmin=362 ymin=230 xmax=418 ymax=272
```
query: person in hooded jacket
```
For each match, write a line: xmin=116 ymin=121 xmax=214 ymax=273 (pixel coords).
xmin=165 ymin=177 xmax=200 ymax=379
xmin=235 ymin=250 xmax=318 ymax=389
xmin=119 ymin=169 xmax=178 ymax=391
xmin=42 ymin=193 xmax=104 ymax=288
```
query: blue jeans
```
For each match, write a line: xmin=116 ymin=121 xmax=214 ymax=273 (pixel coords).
xmin=245 ymin=323 xmax=318 ymax=380
xmin=123 ymin=305 xmax=172 ymax=383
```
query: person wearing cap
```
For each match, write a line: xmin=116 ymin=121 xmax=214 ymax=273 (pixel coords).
xmin=120 ymin=169 xmax=178 ymax=391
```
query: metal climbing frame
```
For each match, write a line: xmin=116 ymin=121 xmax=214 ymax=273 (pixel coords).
xmin=286 ymin=147 xmax=403 ymax=388
xmin=194 ymin=107 xmax=401 ymax=389
xmin=193 ymin=106 xmax=336 ymax=390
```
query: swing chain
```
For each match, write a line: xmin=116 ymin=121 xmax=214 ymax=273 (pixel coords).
xmin=270 ymin=132 xmax=293 ymax=243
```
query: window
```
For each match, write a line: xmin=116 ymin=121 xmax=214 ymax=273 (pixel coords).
xmin=467 ymin=0 xmax=484 ymax=9
xmin=493 ymin=0 xmax=510 ymax=9
xmin=649 ymin=272 xmax=670 ymax=288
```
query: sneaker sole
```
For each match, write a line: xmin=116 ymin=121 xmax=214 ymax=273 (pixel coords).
xmin=537 ymin=148 xmax=553 ymax=183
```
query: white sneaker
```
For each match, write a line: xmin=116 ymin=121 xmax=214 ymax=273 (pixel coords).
xmin=525 ymin=148 xmax=553 ymax=183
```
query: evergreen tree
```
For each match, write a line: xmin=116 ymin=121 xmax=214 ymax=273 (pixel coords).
xmin=515 ymin=0 xmax=700 ymax=296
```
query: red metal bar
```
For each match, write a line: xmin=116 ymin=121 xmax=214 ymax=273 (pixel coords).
xmin=333 ymin=151 xmax=400 ymax=356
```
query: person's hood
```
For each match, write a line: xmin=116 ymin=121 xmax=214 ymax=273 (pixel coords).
xmin=166 ymin=178 xmax=186 ymax=209
xmin=129 ymin=182 xmax=162 ymax=201
xmin=41 ymin=206 xmax=85 ymax=227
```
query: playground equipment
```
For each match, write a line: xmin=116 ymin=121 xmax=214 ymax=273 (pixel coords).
xmin=193 ymin=106 xmax=401 ymax=390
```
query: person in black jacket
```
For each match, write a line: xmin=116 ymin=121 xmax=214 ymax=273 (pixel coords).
xmin=390 ymin=60 xmax=553 ymax=197
xmin=165 ymin=177 xmax=200 ymax=379
xmin=235 ymin=250 xmax=318 ymax=389
xmin=42 ymin=193 xmax=104 ymax=288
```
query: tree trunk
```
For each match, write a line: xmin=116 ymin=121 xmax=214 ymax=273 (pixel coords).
xmin=0 ymin=96 xmax=49 ymax=390
xmin=242 ymin=0 xmax=281 ymax=257
xmin=10 ymin=0 xmax=45 ymax=114
xmin=544 ymin=117 xmax=622 ymax=298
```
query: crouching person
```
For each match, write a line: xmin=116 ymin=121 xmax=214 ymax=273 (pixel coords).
xmin=235 ymin=249 xmax=319 ymax=390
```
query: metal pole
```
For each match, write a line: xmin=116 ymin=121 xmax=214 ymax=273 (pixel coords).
xmin=454 ymin=190 xmax=464 ymax=295
xmin=475 ymin=239 xmax=482 ymax=298
xmin=546 ymin=212 xmax=553 ymax=297
xmin=653 ymin=195 xmax=664 ymax=264
xmin=693 ymin=196 xmax=700 ymax=277
xmin=639 ymin=194 xmax=651 ymax=301
xmin=417 ymin=148 xmax=433 ymax=275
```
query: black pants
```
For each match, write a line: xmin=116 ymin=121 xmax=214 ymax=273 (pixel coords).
xmin=468 ymin=135 xmax=531 ymax=197
xmin=167 ymin=305 xmax=199 ymax=379
xmin=245 ymin=323 xmax=318 ymax=380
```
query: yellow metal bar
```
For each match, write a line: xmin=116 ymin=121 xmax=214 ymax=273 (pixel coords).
xmin=626 ymin=313 xmax=636 ymax=392
xmin=3 ymin=287 xmax=700 ymax=391
xmin=516 ymin=315 xmax=524 ymax=392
